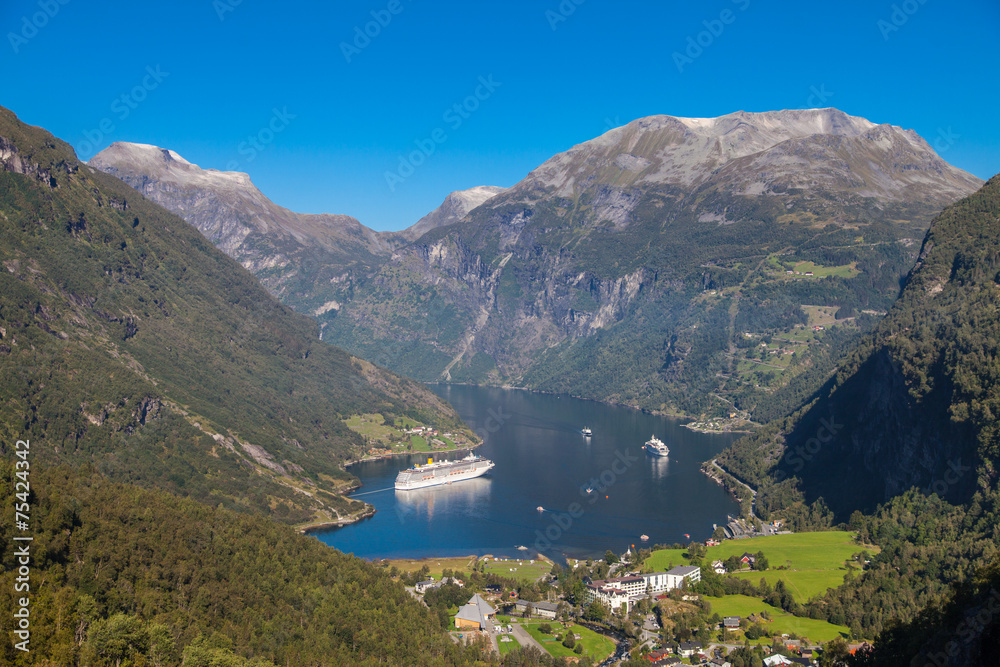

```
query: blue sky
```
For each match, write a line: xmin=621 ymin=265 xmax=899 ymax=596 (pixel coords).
xmin=2 ymin=0 xmax=998 ymax=231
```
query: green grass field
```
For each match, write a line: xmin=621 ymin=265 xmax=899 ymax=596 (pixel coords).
xmin=730 ymin=569 xmax=852 ymax=601
xmin=647 ymin=532 xmax=862 ymax=572
xmin=497 ymin=634 xmax=519 ymax=655
xmin=645 ymin=532 xmax=874 ymax=602
xmin=791 ymin=261 xmax=860 ymax=279
xmin=386 ymin=555 xmax=476 ymax=579
xmin=523 ymin=623 xmax=615 ymax=661
xmin=482 ymin=557 xmax=551 ymax=583
xmin=345 ymin=414 xmax=467 ymax=454
xmin=704 ymin=595 xmax=849 ymax=643
xmin=801 ymin=305 xmax=847 ymax=327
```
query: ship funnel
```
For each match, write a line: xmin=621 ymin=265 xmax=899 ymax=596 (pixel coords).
xmin=428 ymin=457 xmax=433 ymax=465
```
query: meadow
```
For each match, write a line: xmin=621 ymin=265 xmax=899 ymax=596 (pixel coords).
xmin=482 ymin=556 xmax=552 ymax=583
xmin=645 ymin=531 xmax=873 ymax=601
xmin=522 ymin=622 xmax=615 ymax=661
xmin=386 ymin=555 xmax=478 ymax=579
xmin=704 ymin=595 xmax=850 ymax=643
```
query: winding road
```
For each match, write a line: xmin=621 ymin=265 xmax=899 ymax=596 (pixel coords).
xmin=710 ymin=458 xmax=759 ymax=521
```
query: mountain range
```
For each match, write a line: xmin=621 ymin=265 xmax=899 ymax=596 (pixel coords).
xmin=89 ymin=143 xmax=506 ymax=320
xmin=0 ymin=106 xmax=468 ymax=528
xmin=92 ymin=108 xmax=983 ymax=419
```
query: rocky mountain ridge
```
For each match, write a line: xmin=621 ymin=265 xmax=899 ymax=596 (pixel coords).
xmin=402 ymin=185 xmax=506 ymax=241
xmin=323 ymin=109 xmax=982 ymax=415
xmin=93 ymin=109 xmax=984 ymax=417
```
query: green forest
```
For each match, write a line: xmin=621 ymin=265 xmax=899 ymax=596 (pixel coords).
xmin=706 ymin=176 xmax=1000 ymax=663
xmin=0 ymin=461 xmax=483 ymax=666
xmin=0 ymin=105 xmax=471 ymax=526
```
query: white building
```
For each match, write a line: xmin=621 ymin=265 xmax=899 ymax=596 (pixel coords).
xmin=415 ymin=579 xmax=440 ymax=594
xmin=584 ymin=581 xmax=632 ymax=610
xmin=584 ymin=567 xmax=701 ymax=611
xmin=643 ymin=571 xmax=671 ymax=594
xmin=665 ymin=565 xmax=701 ymax=589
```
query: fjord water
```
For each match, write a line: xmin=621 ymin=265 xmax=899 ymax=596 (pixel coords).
xmin=317 ymin=385 xmax=741 ymax=561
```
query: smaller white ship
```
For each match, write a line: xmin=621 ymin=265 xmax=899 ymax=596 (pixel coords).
xmin=581 ymin=427 xmax=592 ymax=436
xmin=643 ymin=435 xmax=669 ymax=458
xmin=536 ymin=506 xmax=544 ymax=512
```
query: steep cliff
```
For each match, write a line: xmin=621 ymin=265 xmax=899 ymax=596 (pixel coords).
xmin=325 ymin=109 xmax=982 ymax=415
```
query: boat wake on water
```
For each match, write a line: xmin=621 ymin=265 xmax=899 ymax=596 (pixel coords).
xmin=350 ymin=487 xmax=395 ymax=497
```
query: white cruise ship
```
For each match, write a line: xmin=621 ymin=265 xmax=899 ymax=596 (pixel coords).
xmin=394 ymin=454 xmax=495 ymax=490
xmin=643 ymin=435 xmax=669 ymax=458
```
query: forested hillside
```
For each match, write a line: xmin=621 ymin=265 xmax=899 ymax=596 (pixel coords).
xmin=850 ymin=558 xmax=1000 ymax=666
xmin=717 ymin=175 xmax=1000 ymax=520
xmin=0 ymin=462 xmax=483 ymax=666
xmin=703 ymin=177 xmax=1000 ymax=653
xmin=0 ymin=105 xmax=470 ymax=526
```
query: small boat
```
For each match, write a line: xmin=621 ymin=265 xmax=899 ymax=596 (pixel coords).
xmin=581 ymin=427 xmax=592 ymax=436
xmin=640 ymin=534 xmax=650 ymax=541
xmin=585 ymin=487 xmax=594 ymax=494
xmin=516 ymin=545 xmax=528 ymax=551
xmin=536 ymin=506 xmax=544 ymax=512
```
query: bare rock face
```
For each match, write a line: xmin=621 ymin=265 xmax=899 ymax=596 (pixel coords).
xmin=516 ymin=108 xmax=980 ymax=219
xmin=90 ymin=142 xmax=392 ymax=314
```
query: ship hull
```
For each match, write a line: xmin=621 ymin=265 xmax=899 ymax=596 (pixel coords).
xmin=645 ymin=446 xmax=669 ymax=458
xmin=395 ymin=459 xmax=495 ymax=490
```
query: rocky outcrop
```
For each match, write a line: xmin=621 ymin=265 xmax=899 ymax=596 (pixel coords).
xmin=89 ymin=143 xmax=392 ymax=314
xmin=0 ymin=135 xmax=62 ymax=187
xmin=400 ymin=185 xmax=505 ymax=241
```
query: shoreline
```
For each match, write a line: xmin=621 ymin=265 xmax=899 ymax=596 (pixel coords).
xmin=298 ymin=507 xmax=376 ymax=534
xmin=343 ymin=441 xmax=483 ymax=468
xmin=682 ymin=423 xmax=755 ymax=434
xmin=426 ymin=381 xmax=697 ymax=421
xmin=381 ymin=551 xmax=554 ymax=568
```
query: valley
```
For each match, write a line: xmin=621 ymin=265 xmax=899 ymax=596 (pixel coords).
xmin=1 ymin=6 xmax=996 ymax=662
